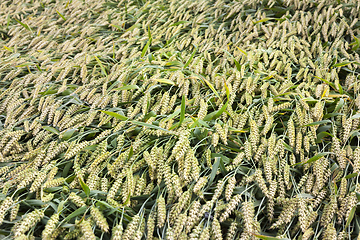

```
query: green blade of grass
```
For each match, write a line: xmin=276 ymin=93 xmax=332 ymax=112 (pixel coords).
xmin=56 ymin=10 xmax=66 ymax=21
xmin=208 ymin=157 xmax=221 ymax=187
xmin=112 ymin=85 xmax=139 ymax=91
xmin=78 ymin=177 xmax=90 ymax=197
xmin=253 ymin=18 xmax=277 ymax=24
xmin=102 ymin=111 xmax=129 ymax=121
xmin=153 ymin=79 xmax=175 ymax=85
xmin=301 ymin=120 xmax=331 ymax=127
xmin=94 ymin=56 xmax=108 ymax=77
xmin=302 ymin=152 xmax=332 ymax=165
xmin=141 ymin=37 xmax=152 ymax=58
xmin=183 ymin=45 xmax=197 ymax=69
xmin=350 ymin=35 xmax=360 ymax=51
xmin=14 ymin=18 xmax=32 ymax=32
xmin=62 ymin=206 xmax=87 ymax=222
xmin=254 ymin=234 xmax=290 ymax=240
xmin=351 ymin=113 xmax=360 ymax=119
xmin=179 ymin=95 xmax=185 ymax=126
xmin=345 ymin=206 xmax=356 ymax=229
xmin=192 ymin=73 xmax=220 ymax=99
xmin=42 ymin=126 xmax=59 ymax=135
xmin=132 ymin=121 xmax=171 ymax=133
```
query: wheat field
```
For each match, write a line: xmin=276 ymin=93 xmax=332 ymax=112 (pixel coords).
xmin=0 ymin=0 xmax=360 ymax=239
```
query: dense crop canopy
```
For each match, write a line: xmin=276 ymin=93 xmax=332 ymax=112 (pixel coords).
xmin=0 ymin=0 xmax=360 ymax=239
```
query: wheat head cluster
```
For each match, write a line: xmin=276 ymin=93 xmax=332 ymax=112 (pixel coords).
xmin=0 ymin=0 xmax=360 ymax=239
